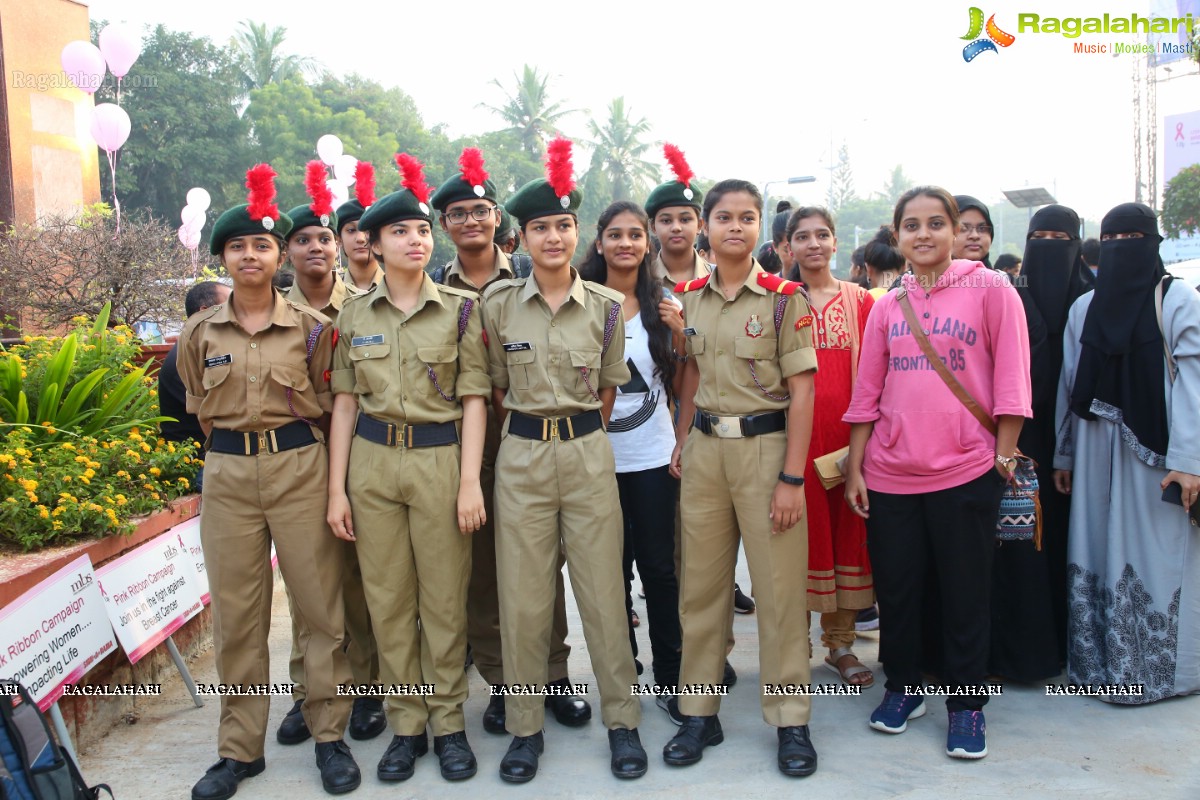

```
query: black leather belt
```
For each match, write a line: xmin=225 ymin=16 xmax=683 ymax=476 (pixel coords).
xmin=355 ymin=414 xmax=459 ymax=448
xmin=209 ymin=420 xmax=318 ymax=455
xmin=694 ymin=409 xmax=787 ymax=439
xmin=508 ymin=409 xmax=603 ymax=441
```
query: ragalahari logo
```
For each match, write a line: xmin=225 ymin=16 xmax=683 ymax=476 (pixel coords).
xmin=961 ymin=7 xmax=1016 ymax=61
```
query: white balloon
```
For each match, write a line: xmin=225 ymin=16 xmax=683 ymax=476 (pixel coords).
xmin=181 ymin=204 xmax=204 ymax=228
xmin=185 ymin=228 xmax=201 ymax=250
xmin=328 ymin=179 xmax=349 ymax=207
xmin=316 ymin=134 xmax=343 ymax=166
xmin=183 ymin=209 xmax=206 ymax=234
xmin=333 ymin=154 xmax=358 ymax=186
xmin=185 ymin=187 xmax=211 ymax=212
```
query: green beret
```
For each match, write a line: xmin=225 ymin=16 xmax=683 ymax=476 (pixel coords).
xmin=493 ymin=207 xmax=516 ymax=243
xmin=430 ymin=174 xmax=498 ymax=213
xmin=284 ymin=204 xmax=338 ymax=239
xmin=336 ymin=200 xmax=365 ymax=230
xmin=209 ymin=204 xmax=293 ymax=255
xmin=644 ymin=180 xmax=703 ymax=218
xmin=357 ymin=189 xmax=432 ymax=233
xmin=504 ymin=179 xmax=582 ymax=227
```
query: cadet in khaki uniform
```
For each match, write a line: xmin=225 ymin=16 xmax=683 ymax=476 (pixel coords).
xmin=662 ymin=179 xmax=819 ymax=778
xmin=429 ymin=148 xmax=587 ymax=736
xmin=179 ymin=165 xmax=359 ymax=800
xmin=480 ymin=139 xmax=646 ymax=783
xmin=277 ymin=179 xmax=385 ymax=746
xmin=327 ymin=155 xmax=488 ymax=783
xmin=336 ymin=162 xmax=387 ymax=292
xmin=644 ymin=150 xmax=740 ymax=688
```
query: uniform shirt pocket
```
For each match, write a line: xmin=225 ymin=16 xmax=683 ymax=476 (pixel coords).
xmin=685 ymin=333 xmax=705 ymax=357
xmin=198 ymin=363 xmax=238 ymax=418
xmin=417 ymin=345 xmax=457 ymax=398
xmin=732 ymin=336 xmax=780 ymax=387
xmin=505 ymin=348 xmax=537 ymax=390
xmin=568 ymin=348 xmax=601 ymax=395
xmin=348 ymin=343 xmax=391 ymax=394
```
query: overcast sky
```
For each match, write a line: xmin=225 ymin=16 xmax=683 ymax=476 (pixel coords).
xmin=84 ymin=0 xmax=1199 ymax=221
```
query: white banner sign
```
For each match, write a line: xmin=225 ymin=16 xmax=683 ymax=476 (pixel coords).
xmin=175 ymin=517 xmax=209 ymax=606
xmin=0 ymin=556 xmax=117 ymax=710
xmin=96 ymin=531 xmax=204 ymax=665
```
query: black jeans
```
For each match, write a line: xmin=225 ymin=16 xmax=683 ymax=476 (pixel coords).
xmin=867 ymin=467 xmax=1006 ymax=712
xmin=618 ymin=465 xmax=682 ymax=687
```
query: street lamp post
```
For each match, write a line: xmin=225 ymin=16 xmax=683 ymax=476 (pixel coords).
xmin=760 ymin=175 xmax=817 ymax=246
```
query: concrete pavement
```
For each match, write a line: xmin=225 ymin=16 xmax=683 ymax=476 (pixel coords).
xmin=78 ymin=560 xmax=1200 ymax=799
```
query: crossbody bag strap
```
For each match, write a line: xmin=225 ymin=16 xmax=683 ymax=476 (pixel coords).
xmin=1155 ymin=276 xmax=1177 ymax=384
xmin=898 ymin=290 xmax=998 ymax=437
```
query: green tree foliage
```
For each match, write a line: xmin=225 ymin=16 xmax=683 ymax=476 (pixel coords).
xmin=230 ymin=20 xmax=320 ymax=93
xmin=480 ymin=65 xmax=576 ymax=161
xmin=1162 ymin=164 xmax=1200 ymax=238
xmin=94 ymin=25 xmax=249 ymax=226
xmin=879 ymin=164 xmax=915 ymax=205
xmin=586 ymin=97 xmax=658 ymax=204
xmin=827 ymin=143 xmax=856 ymax=212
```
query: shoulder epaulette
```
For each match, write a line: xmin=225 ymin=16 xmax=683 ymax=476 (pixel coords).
xmin=290 ymin=299 xmax=333 ymax=326
xmin=757 ymin=272 xmax=800 ymax=295
xmin=674 ymin=275 xmax=710 ymax=293
xmin=586 ymin=281 xmax=625 ymax=305
xmin=437 ymin=284 xmax=480 ymax=301
xmin=482 ymin=277 xmax=523 ymax=300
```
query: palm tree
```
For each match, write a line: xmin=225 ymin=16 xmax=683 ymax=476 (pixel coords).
xmin=587 ymin=98 xmax=657 ymax=203
xmin=230 ymin=21 xmax=321 ymax=93
xmin=480 ymin=65 xmax=576 ymax=161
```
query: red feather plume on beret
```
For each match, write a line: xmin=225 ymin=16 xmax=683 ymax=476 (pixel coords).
xmin=395 ymin=153 xmax=432 ymax=205
xmin=245 ymin=163 xmax=279 ymax=223
xmin=545 ymin=137 xmax=575 ymax=199
xmin=304 ymin=160 xmax=334 ymax=218
xmin=353 ymin=161 xmax=376 ymax=207
xmin=459 ymin=147 xmax=489 ymax=190
xmin=663 ymin=143 xmax=694 ymax=187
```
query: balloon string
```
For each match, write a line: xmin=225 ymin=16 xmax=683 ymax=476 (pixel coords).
xmin=116 ymin=77 xmax=122 ymax=107
xmin=107 ymin=149 xmax=121 ymax=236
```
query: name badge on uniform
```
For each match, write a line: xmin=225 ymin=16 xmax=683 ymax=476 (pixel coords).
xmin=682 ymin=327 xmax=698 ymax=337
xmin=503 ymin=341 xmax=533 ymax=352
xmin=204 ymin=354 xmax=232 ymax=368
xmin=351 ymin=334 xmax=385 ymax=347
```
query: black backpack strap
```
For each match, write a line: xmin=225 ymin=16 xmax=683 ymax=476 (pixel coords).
xmin=431 ymin=263 xmax=448 ymax=284
xmin=511 ymin=253 xmax=533 ymax=279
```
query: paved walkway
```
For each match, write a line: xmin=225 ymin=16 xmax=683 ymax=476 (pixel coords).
xmin=79 ymin=560 xmax=1199 ymax=799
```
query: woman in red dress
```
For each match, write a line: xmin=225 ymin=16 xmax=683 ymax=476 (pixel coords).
xmin=785 ymin=207 xmax=875 ymax=686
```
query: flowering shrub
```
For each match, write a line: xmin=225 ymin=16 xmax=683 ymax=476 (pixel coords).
xmin=0 ymin=304 xmax=199 ymax=550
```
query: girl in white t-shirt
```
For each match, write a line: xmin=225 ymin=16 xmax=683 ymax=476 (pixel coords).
xmin=580 ymin=201 xmax=684 ymax=719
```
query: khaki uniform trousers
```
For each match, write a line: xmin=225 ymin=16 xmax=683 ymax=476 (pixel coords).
xmin=201 ymin=444 xmax=352 ymax=762
xmin=287 ymin=542 xmax=379 ymax=698
xmin=348 ymin=438 xmax=471 ymax=736
xmin=674 ymin=501 xmax=737 ymax=655
xmin=495 ymin=428 xmax=640 ymax=736
xmin=677 ymin=430 xmax=812 ymax=726
xmin=467 ymin=403 xmax=571 ymax=686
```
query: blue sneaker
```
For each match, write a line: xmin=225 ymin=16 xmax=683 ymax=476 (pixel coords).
xmin=868 ymin=690 xmax=926 ymax=734
xmin=946 ymin=710 xmax=987 ymax=759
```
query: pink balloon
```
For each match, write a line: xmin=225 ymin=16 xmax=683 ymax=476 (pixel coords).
xmin=178 ymin=226 xmax=200 ymax=250
xmin=90 ymin=103 xmax=131 ymax=153
xmin=181 ymin=204 xmax=204 ymax=229
xmin=60 ymin=41 xmax=106 ymax=94
xmin=98 ymin=24 xmax=141 ymax=79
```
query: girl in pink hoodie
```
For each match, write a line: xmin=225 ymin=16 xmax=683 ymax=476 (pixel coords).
xmin=843 ymin=187 xmax=1031 ymax=761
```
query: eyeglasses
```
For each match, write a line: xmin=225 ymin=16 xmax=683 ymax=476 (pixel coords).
xmin=444 ymin=206 xmax=498 ymax=225
xmin=959 ymin=224 xmax=993 ymax=236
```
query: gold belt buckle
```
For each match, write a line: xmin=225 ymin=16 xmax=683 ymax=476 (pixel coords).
xmin=548 ymin=418 xmax=560 ymax=440
xmin=564 ymin=416 xmax=575 ymax=440
xmin=711 ymin=414 xmax=744 ymax=439
xmin=405 ymin=424 xmax=414 ymax=448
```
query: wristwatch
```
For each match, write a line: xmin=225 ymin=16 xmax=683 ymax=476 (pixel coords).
xmin=995 ymin=454 xmax=1017 ymax=475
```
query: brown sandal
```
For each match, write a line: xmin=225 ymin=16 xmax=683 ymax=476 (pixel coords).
xmin=823 ymin=647 xmax=875 ymax=688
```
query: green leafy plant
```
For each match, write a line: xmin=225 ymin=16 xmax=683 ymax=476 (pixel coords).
xmin=1162 ymin=164 xmax=1200 ymax=239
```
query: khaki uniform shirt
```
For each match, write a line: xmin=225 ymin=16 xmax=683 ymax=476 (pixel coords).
xmin=285 ymin=274 xmax=358 ymax=318
xmin=482 ymin=269 xmax=630 ymax=417
xmin=331 ymin=274 xmax=490 ymax=425
xmin=177 ymin=291 xmax=333 ymax=430
xmin=654 ymin=251 xmax=711 ymax=291
xmin=341 ymin=265 xmax=386 ymax=293
xmin=681 ymin=261 xmax=818 ymax=415
xmin=442 ymin=245 xmax=516 ymax=293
